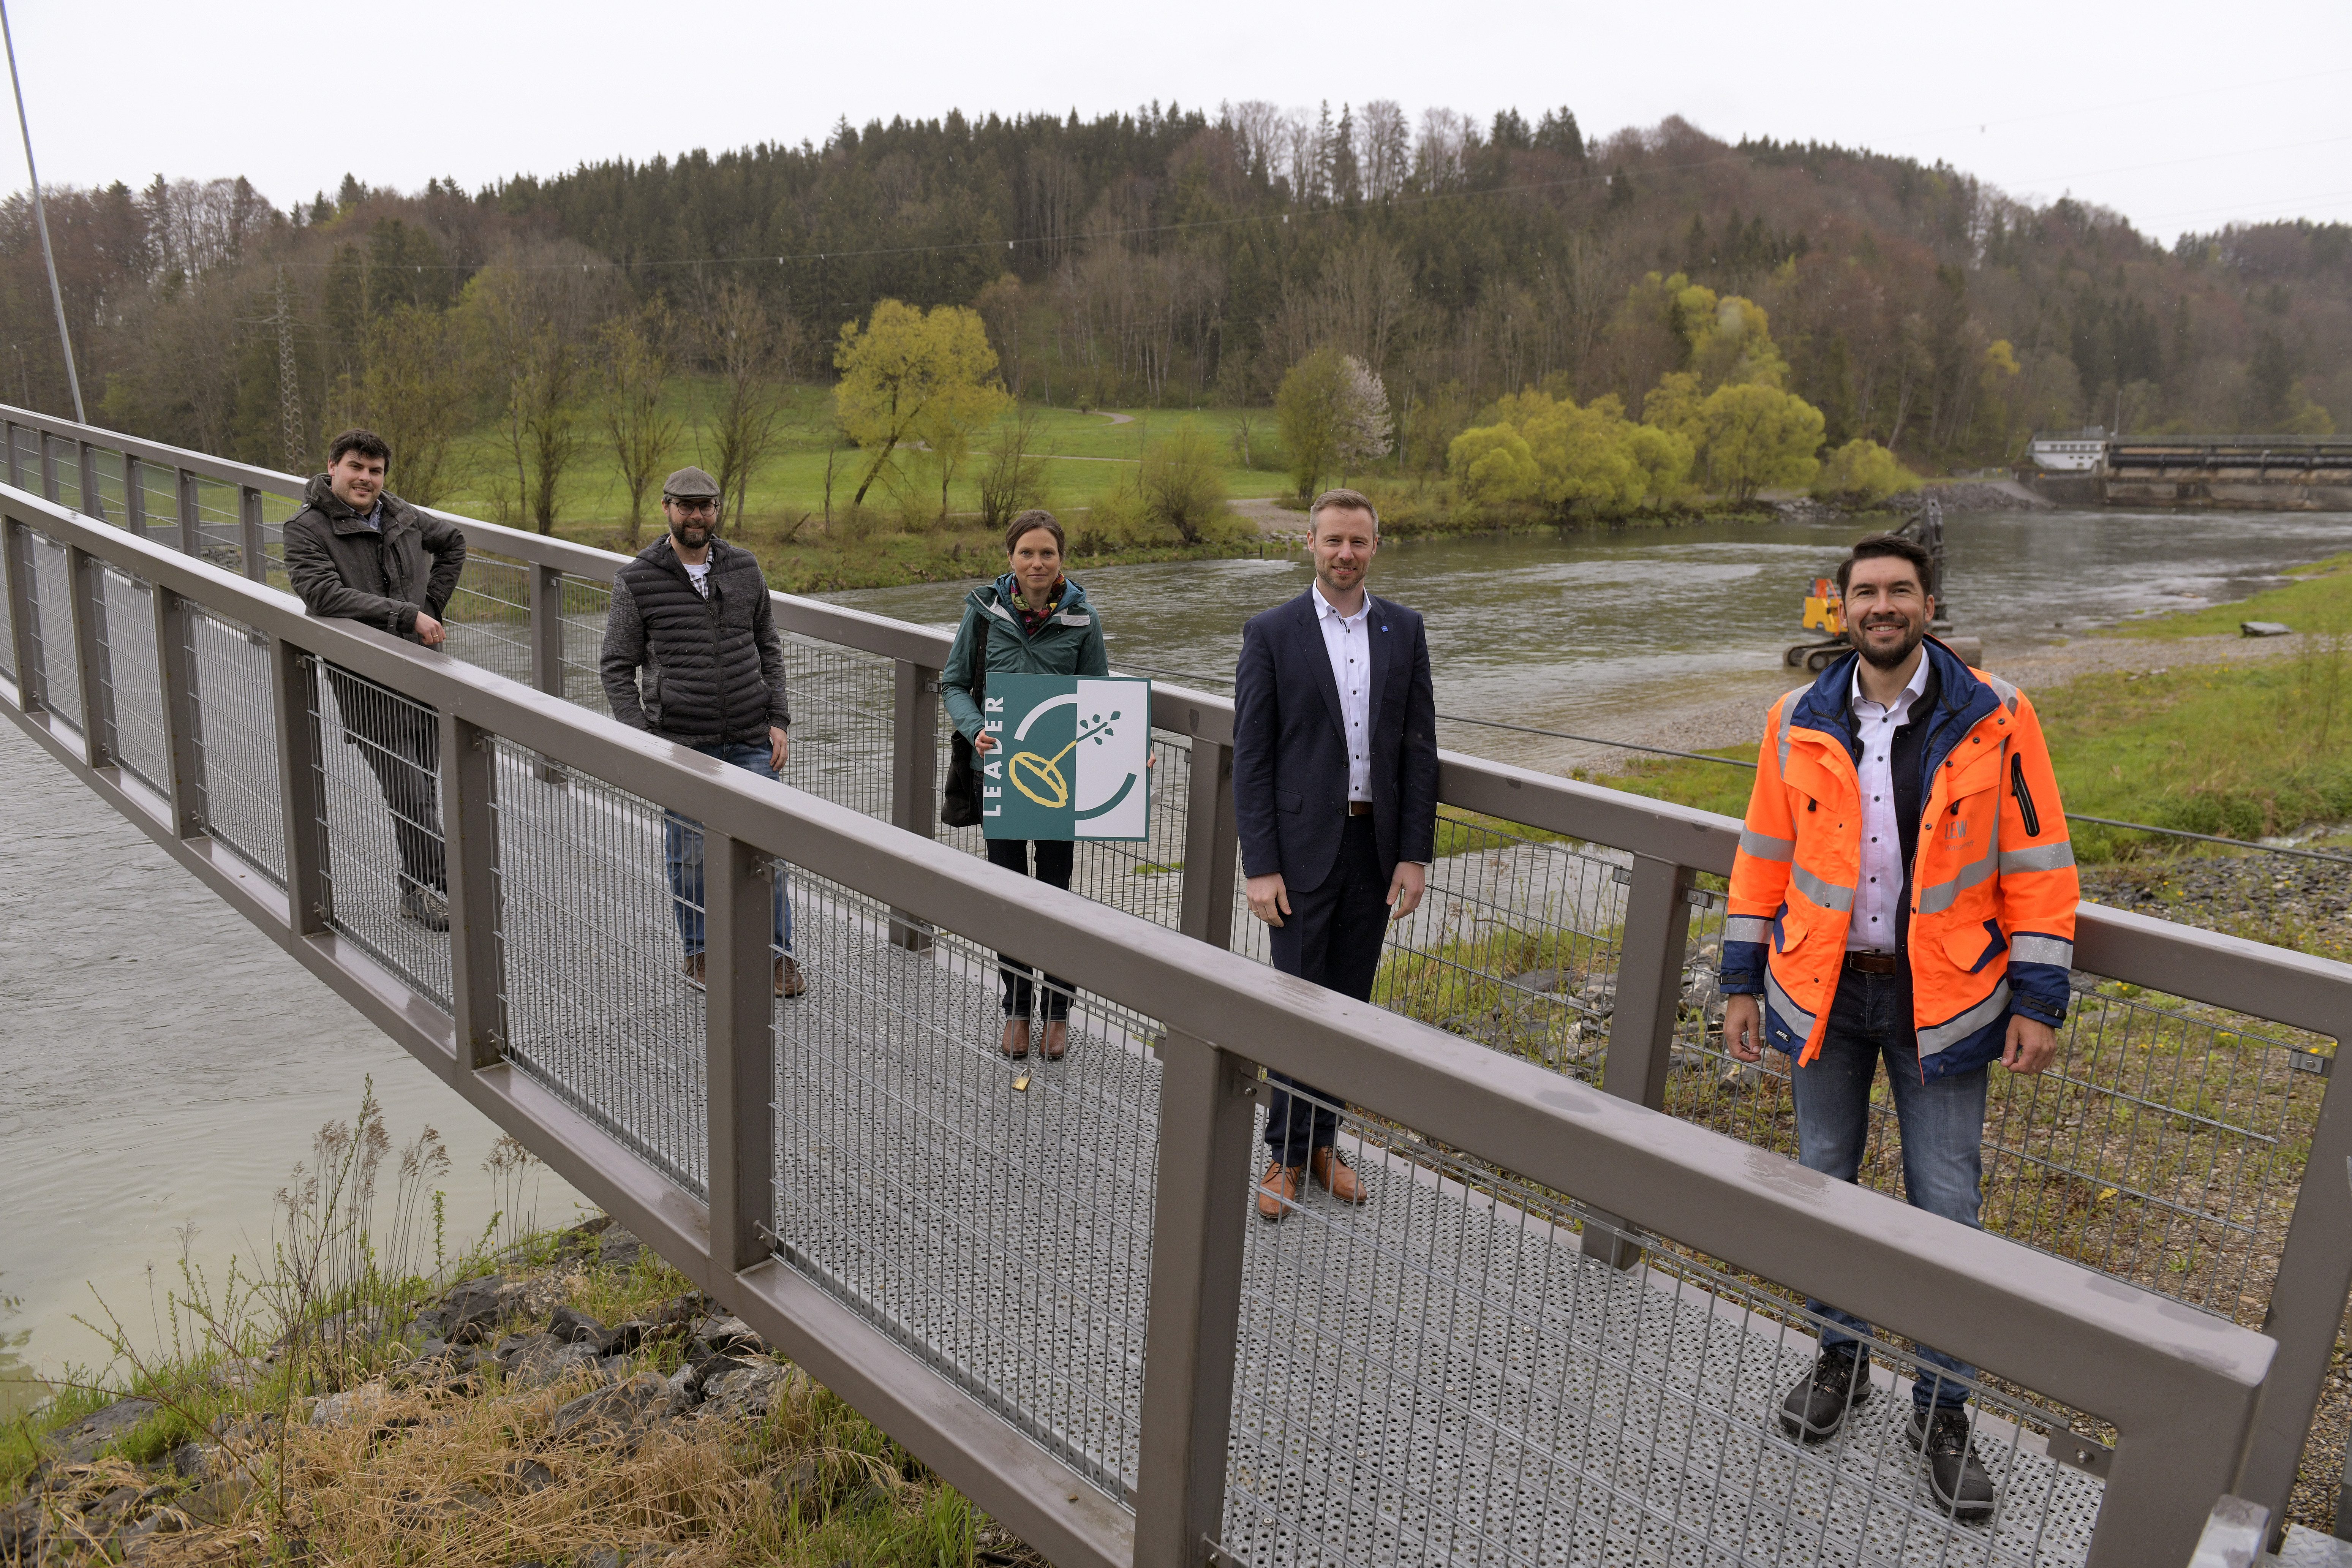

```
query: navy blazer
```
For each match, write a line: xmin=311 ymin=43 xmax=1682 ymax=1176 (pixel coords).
xmin=1233 ymin=589 xmax=1439 ymax=893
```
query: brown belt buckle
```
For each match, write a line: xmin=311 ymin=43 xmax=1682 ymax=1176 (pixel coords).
xmin=1347 ymin=801 xmax=1374 ymax=817
xmin=1846 ymin=950 xmax=1900 ymax=974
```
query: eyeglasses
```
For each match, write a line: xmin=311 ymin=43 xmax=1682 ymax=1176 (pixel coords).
xmin=667 ymin=498 xmax=718 ymax=516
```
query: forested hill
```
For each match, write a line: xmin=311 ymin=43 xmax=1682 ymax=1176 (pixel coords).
xmin=5 ymin=101 xmax=2347 ymax=473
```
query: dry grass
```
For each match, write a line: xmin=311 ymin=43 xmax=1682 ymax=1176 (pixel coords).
xmin=8 ymin=1234 xmax=1045 ymax=1568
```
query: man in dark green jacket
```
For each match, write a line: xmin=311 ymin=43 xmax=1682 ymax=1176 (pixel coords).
xmin=283 ymin=428 xmax=467 ymax=931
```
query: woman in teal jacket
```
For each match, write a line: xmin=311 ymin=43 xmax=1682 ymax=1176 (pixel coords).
xmin=941 ymin=510 xmax=1110 ymax=1061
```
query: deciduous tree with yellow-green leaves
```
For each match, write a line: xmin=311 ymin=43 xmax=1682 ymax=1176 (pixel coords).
xmin=834 ymin=300 xmax=1007 ymax=512
xmin=1447 ymin=390 xmax=1691 ymax=515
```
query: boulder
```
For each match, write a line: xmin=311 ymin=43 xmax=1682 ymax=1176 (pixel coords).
xmin=547 ymin=1306 xmax=615 ymax=1352
xmin=551 ymin=1373 xmax=678 ymax=1448
xmin=597 ymin=1229 xmax=648 ymax=1272
xmin=493 ymin=1333 xmax=603 ymax=1389
xmin=697 ymin=1361 xmax=797 ymax=1423
xmin=2242 ymin=621 xmax=2294 ymax=637
xmin=42 ymin=1397 xmax=158 ymax=1466
xmin=432 ymin=1274 xmax=518 ymax=1344
xmin=688 ymin=1314 xmax=767 ymax=1359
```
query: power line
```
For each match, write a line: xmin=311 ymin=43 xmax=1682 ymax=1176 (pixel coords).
xmin=0 ymin=0 xmax=81 ymax=422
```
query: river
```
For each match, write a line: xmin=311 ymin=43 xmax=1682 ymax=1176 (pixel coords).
xmin=6 ymin=504 xmax=2349 ymax=1415
xmin=827 ymin=508 xmax=2352 ymax=770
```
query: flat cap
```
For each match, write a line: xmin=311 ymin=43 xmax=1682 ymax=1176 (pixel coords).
xmin=662 ymin=465 xmax=720 ymax=499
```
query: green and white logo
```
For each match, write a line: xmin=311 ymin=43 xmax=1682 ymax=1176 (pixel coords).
xmin=981 ymin=675 xmax=1152 ymax=841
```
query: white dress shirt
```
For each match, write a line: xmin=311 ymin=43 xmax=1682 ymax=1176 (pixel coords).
xmin=1849 ymin=653 xmax=1930 ymax=952
xmin=1312 ymin=580 xmax=1374 ymax=803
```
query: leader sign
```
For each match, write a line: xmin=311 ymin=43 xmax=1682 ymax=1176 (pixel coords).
xmin=979 ymin=675 xmax=1152 ymax=841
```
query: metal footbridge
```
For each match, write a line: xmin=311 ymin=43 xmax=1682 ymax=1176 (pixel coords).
xmin=5 ymin=405 xmax=2350 ymax=1568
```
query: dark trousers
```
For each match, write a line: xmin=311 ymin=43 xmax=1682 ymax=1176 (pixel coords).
xmin=1264 ymin=814 xmax=1388 ymax=1165
xmin=1791 ymin=964 xmax=1989 ymax=1411
xmin=329 ymin=669 xmax=444 ymax=896
xmin=987 ymin=837 xmax=1076 ymax=1020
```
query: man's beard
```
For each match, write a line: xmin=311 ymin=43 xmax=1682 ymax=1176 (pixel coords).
xmin=670 ymin=521 xmax=711 ymax=549
xmin=1857 ymin=616 xmax=1925 ymax=670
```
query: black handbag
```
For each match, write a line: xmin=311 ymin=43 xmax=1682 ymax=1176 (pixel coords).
xmin=941 ymin=606 xmax=988 ymax=828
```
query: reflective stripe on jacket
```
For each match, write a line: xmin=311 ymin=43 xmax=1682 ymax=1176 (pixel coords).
xmin=1720 ymin=637 xmax=2079 ymax=1083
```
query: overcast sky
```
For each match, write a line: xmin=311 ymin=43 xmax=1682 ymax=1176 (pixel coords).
xmin=8 ymin=0 xmax=2349 ymax=246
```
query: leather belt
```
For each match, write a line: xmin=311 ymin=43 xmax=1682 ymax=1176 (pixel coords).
xmin=1347 ymin=801 xmax=1374 ymax=816
xmin=1844 ymin=950 xmax=1901 ymax=974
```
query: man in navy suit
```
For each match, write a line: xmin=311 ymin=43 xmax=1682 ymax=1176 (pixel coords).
xmin=1232 ymin=488 xmax=1439 ymax=1222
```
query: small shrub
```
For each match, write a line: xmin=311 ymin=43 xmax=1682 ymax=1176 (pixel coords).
xmin=1812 ymin=439 xmax=1922 ymax=505
xmin=1136 ymin=422 xmax=1230 ymax=544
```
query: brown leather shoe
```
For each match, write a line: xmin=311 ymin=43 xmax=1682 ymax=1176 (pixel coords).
xmin=681 ymin=953 xmax=707 ymax=989
xmin=1000 ymin=1017 xmax=1031 ymax=1058
xmin=1042 ymin=1020 xmax=1068 ymax=1061
xmin=1257 ymin=1161 xmax=1304 ymax=1223
xmin=1311 ymin=1147 xmax=1369 ymax=1204
xmin=775 ymin=955 xmax=806 ymax=998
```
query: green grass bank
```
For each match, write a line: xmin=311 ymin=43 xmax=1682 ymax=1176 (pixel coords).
xmin=1596 ymin=554 xmax=2352 ymax=866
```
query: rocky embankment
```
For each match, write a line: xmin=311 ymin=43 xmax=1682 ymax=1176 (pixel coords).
xmin=3 ymin=1217 xmax=1044 ymax=1568
xmin=2080 ymin=854 xmax=2352 ymax=961
xmin=1770 ymin=482 xmax=2052 ymax=523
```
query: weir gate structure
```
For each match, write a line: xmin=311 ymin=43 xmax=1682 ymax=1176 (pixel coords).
xmin=3 ymin=405 xmax=2349 ymax=1568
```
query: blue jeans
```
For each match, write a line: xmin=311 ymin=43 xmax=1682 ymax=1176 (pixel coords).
xmin=1790 ymin=964 xmax=1987 ymax=1411
xmin=663 ymin=742 xmax=791 ymax=958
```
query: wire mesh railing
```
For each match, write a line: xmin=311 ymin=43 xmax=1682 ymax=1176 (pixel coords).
xmin=100 ymin=566 xmax=169 ymax=798
xmin=186 ymin=606 xmax=285 ymax=886
xmin=771 ymin=873 xmax=1163 ymax=1498
xmin=307 ymin=659 xmax=454 ymax=1008
xmin=1225 ymin=1082 xmax=2109 ymax=1568
xmin=29 ymin=530 xmax=78 ymax=735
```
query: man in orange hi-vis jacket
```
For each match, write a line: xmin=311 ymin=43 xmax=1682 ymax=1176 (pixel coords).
xmin=1721 ymin=532 xmax=2077 ymax=1524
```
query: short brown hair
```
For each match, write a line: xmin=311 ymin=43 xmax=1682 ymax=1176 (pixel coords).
xmin=1309 ymin=487 xmax=1378 ymax=536
xmin=1836 ymin=531 xmax=1934 ymax=598
xmin=329 ymin=428 xmax=391 ymax=467
xmin=1005 ymin=509 xmax=1065 ymax=555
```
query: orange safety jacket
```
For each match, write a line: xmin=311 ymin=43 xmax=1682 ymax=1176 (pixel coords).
xmin=1721 ymin=638 xmax=2079 ymax=1083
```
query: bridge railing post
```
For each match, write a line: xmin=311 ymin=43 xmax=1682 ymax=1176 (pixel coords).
xmin=704 ymin=830 xmax=777 ymax=1275
xmin=527 ymin=563 xmax=566 ymax=701
xmin=151 ymin=585 xmax=208 ymax=838
xmin=887 ymin=658 xmax=939 ymax=951
xmin=175 ymin=468 xmax=201 ymax=557
xmin=38 ymin=433 xmax=58 ymax=505
xmin=1176 ymin=735 xmax=1237 ymax=951
xmin=76 ymin=441 xmax=107 ymax=525
xmin=2227 ymin=1005 xmax=2352 ymax=1526
xmin=66 ymin=545 xmax=117 ymax=768
xmin=3 ymin=420 xmax=19 ymax=488
xmin=239 ymin=485 xmax=267 ymax=583
xmin=3 ymin=514 xmax=44 ymax=712
xmin=1133 ymin=1031 xmax=1258 ymax=1568
xmin=1586 ymin=852 xmax=1700 ymax=1268
xmin=123 ymin=455 xmax=147 ymax=541
xmin=440 ymin=712 xmax=505 ymax=1075
xmin=270 ymin=638 xmax=332 ymax=936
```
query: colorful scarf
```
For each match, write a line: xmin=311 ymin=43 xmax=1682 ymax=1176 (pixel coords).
xmin=1012 ymin=577 xmax=1067 ymax=639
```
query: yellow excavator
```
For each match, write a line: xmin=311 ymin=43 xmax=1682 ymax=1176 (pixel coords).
xmin=1782 ymin=499 xmax=1979 ymax=670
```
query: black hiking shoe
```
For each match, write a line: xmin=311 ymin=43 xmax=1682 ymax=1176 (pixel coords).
xmin=1778 ymin=1348 xmax=1870 ymax=1443
xmin=1907 ymin=1404 xmax=1996 ymax=1522
xmin=400 ymin=885 xmax=450 ymax=931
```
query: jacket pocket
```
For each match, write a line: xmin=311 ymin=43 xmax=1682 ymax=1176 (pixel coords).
xmin=1274 ymin=789 xmax=1302 ymax=815
xmin=1772 ymin=903 xmax=1813 ymax=955
xmin=1942 ymin=919 xmax=2008 ymax=975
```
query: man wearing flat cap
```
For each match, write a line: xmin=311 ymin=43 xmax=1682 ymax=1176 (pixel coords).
xmin=601 ymin=466 xmax=803 ymax=996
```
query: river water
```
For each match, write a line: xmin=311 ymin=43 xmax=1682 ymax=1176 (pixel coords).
xmin=829 ymin=508 xmax=2352 ymax=769
xmin=7 ymin=505 xmax=2349 ymax=1415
